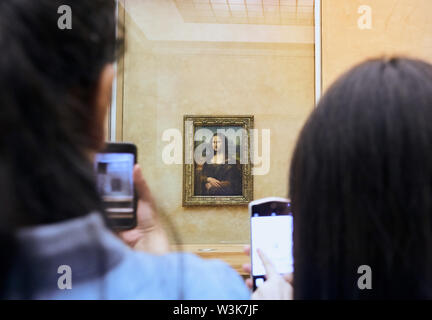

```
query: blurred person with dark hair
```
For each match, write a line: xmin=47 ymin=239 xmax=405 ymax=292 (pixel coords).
xmin=244 ymin=57 xmax=432 ymax=299
xmin=0 ymin=0 xmax=252 ymax=299
xmin=290 ymin=57 xmax=432 ymax=299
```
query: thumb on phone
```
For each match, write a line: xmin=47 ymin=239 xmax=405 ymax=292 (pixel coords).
xmin=252 ymin=249 xmax=293 ymax=300
xmin=257 ymin=249 xmax=278 ymax=280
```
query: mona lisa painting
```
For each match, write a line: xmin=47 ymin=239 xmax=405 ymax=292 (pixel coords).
xmin=183 ymin=115 xmax=253 ymax=206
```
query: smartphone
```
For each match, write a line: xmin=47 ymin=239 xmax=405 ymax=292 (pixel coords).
xmin=94 ymin=142 xmax=137 ymax=230
xmin=249 ymin=197 xmax=293 ymax=291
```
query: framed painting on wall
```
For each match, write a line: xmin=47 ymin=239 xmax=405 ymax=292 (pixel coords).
xmin=183 ymin=115 xmax=254 ymax=206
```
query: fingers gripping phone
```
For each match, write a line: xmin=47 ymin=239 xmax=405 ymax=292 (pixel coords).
xmin=249 ymin=197 xmax=293 ymax=291
xmin=94 ymin=142 xmax=138 ymax=231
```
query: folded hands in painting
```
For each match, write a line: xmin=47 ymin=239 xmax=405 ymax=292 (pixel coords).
xmin=206 ymin=177 xmax=222 ymax=189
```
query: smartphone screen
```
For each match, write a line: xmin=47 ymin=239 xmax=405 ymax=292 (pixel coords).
xmin=250 ymin=198 xmax=293 ymax=290
xmin=94 ymin=143 xmax=137 ymax=230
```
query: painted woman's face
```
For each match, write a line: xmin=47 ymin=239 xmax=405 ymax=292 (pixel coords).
xmin=212 ymin=135 xmax=223 ymax=153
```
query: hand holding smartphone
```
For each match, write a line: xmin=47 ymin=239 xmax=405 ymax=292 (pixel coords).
xmin=249 ymin=197 xmax=293 ymax=291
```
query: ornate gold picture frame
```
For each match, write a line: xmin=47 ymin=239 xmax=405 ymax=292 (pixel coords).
xmin=183 ymin=115 xmax=254 ymax=206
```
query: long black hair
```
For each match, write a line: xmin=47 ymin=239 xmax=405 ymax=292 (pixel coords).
xmin=290 ymin=57 xmax=432 ymax=299
xmin=0 ymin=0 xmax=120 ymax=295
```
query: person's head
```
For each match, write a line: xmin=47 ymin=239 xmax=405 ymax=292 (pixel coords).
xmin=212 ymin=133 xmax=227 ymax=157
xmin=290 ymin=57 xmax=432 ymax=299
xmin=212 ymin=134 xmax=224 ymax=153
xmin=0 ymin=0 xmax=120 ymax=294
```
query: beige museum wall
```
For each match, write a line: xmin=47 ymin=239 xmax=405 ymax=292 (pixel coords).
xmin=119 ymin=5 xmax=315 ymax=244
xmin=117 ymin=0 xmax=432 ymax=244
xmin=322 ymin=0 xmax=432 ymax=90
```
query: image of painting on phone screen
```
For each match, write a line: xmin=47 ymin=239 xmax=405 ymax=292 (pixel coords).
xmin=95 ymin=153 xmax=134 ymax=216
xmin=251 ymin=215 xmax=293 ymax=277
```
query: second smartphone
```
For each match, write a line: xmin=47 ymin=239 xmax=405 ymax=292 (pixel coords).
xmin=94 ymin=142 xmax=138 ymax=230
xmin=249 ymin=197 xmax=293 ymax=291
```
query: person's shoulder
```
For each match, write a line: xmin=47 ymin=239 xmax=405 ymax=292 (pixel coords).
xmin=131 ymin=251 xmax=251 ymax=300
xmin=173 ymin=252 xmax=251 ymax=300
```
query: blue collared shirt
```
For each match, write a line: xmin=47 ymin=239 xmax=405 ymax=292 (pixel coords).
xmin=4 ymin=213 xmax=251 ymax=300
